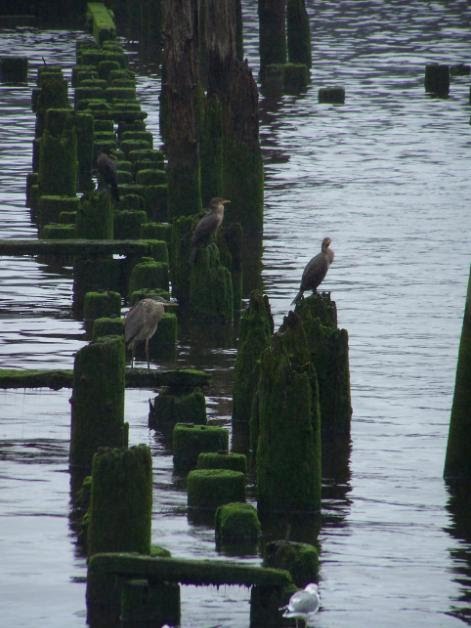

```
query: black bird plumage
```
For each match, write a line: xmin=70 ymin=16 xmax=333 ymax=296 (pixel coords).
xmin=96 ymin=150 xmax=120 ymax=202
xmin=292 ymin=237 xmax=334 ymax=305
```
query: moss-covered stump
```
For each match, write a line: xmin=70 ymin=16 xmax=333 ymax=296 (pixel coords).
xmin=149 ymin=387 xmax=206 ymax=429
xmin=92 ymin=316 xmax=124 ymax=340
xmin=173 ymin=423 xmax=229 ymax=476
xmin=425 ymin=62 xmax=450 ymax=97
xmin=284 ymin=63 xmax=310 ymax=94
xmin=120 ymin=578 xmax=180 ymax=628
xmin=128 ymin=256 xmax=169 ymax=296
xmin=171 ymin=215 xmax=194 ymax=307
xmin=76 ymin=191 xmax=114 ymax=239
xmin=263 ymin=540 xmax=319 ymax=588
xmin=260 ymin=63 xmax=285 ymax=96
xmin=86 ymin=2 xmax=117 ymax=45
xmin=34 ymin=72 xmax=68 ymax=136
xmin=222 ymin=136 xmax=264 ymax=245
xmin=256 ymin=312 xmax=321 ymax=518
xmin=319 ymin=86 xmax=346 ymax=104
xmin=287 ymin=0 xmax=312 ymax=68
xmin=232 ymin=291 xmax=274 ymax=454
xmin=75 ymin=112 xmax=95 ymax=192
xmin=197 ymin=452 xmax=247 ymax=474
xmin=73 ymin=256 xmax=121 ymax=318
xmin=38 ymin=127 xmax=78 ymax=196
xmin=0 ymin=56 xmax=28 ymax=83
xmin=83 ymin=291 xmax=121 ymax=337
xmin=114 ymin=210 xmax=147 ymax=239
xmin=42 ymin=223 xmax=77 ymax=240
xmin=135 ymin=168 xmax=167 ymax=186
xmin=215 ymin=502 xmax=260 ymax=552
xmin=187 ymin=469 xmax=246 ymax=514
xmin=189 ymin=242 xmax=234 ymax=324
xmin=295 ymin=293 xmax=352 ymax=441
xmin=69 ymin=335 xmax=126 ymax=475
xmin=444 ymin=265 xmax=471 ymax=480
xmin=37 ymin=195 xmax=80 ymax=234
xmin=87 ymin=445 xmax=152 ymax=557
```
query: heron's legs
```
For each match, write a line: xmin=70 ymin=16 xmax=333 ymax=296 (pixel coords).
xmin=145 ymin=338 xmax=150 ymax=369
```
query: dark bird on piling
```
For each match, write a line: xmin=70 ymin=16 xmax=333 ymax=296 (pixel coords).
xmin=124 ymin=297 xmax=177 ymax=368
xmin=292 ymin=237 xmax=334 ymax=305
xmin=190 ymin=196 xmax=230 ymax=263
xmin=96 ymin=148 xmax=120 ymax=202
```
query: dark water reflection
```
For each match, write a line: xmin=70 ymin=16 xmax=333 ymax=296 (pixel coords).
xmin=0 ymin=1 xmax=471 ymax=626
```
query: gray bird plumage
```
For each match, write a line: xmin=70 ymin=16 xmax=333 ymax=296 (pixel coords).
xmin=292 ymin=237 xmax=334 ymax=305
xmin=279 ymin=583 xmax=320 ymax=627
xmin=124 ymin=297 xmax=177 ymax=368
xmin=96 ymin=149 xmax=120 ymax=202
xmin=190 ymin=197 xmax=230 ymax=263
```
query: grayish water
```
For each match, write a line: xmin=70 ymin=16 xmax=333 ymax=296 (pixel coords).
xmin=1 ymin=1 xmax=471 ymax=626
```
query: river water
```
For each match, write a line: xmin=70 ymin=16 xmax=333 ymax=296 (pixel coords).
xmin=0 ymin=1 xmax=470 ymax=626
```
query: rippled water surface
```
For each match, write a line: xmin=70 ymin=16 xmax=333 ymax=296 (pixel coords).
xmin=1 ymin=1 xmax=471 ymax=626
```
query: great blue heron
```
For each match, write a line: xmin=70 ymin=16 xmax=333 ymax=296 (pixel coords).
xmin=96 ymin=149 xmax=120 ymax=202
xmin=292 ymin=237 xmax=334 ymax=305
xmin=124 ymin=297 xmax=177 ymax=368
xmin=279 ymin=583 xmax=320 ymax=627
xmin=190 ymin=196 xmax=230 ymax=263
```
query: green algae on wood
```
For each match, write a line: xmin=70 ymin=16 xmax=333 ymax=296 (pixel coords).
xmin=444 ymin=265 xmax=471 ymax=480
xmin=0 ymin=367 xmax=208 ymax=390
xmin=295 ymin=293 xmax=352 ymax=440
xmin=120 ymin=577 xmax=180 ymax=628
xmin=232 ymin=291 xmax=274 ymax=453
xmin=87 ymin=445 xmax=152 ymax=557
xmin=263 ymin=540 xmax=319 ymax=588
xmin=92 ymin=316 xmax=124 ymax=340
xmin=255 ymin=311 xmax=321 ymax=517
xmin=173 ymin=423 xmax=229 ymax=476
xmin=197 ymin=452 xmax=247 ymax=474
xmin=70 ymin=335 xmax=126 ymax=474
xmin=187 ymin=468 xmax=246 ymax=513
xmin=87 ymin=552 xmax=293 ymax=587
xmin=215 ymin=502 xmax=261 ymax=550
xmin=189 ymin=242 xmax=234 ymax=324
xmin=149 ymin=387 xmax=206 ymax=429
xmin=76 ymin=191 xmax=114 ymax=239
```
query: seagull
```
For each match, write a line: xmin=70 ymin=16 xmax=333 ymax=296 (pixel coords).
xmin=279 ymin=583 xmax=320 ymax=627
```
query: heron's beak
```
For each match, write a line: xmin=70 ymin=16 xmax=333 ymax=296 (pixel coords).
xmin=163 ymin=301 xmax=179 ymax=308
xmin=222 ymin=199 xmax=231 ymax=204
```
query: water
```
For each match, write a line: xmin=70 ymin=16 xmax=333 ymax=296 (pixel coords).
xmin=0 ymin=1 xmax=471 ymax=625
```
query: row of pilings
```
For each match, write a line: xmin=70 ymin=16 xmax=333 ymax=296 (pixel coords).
xmin=4 ymin=1 xmax=326 ymax=626
xmin=4 ymin=0 xmax=470 ymax=625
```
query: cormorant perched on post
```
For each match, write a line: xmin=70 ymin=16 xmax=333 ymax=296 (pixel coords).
xmin=96 ymin=148 xmax=120 ymax=202
xmin=124 ymin=297 xmax=178 ymax=368
xmin=190 ymin=196 xmax=230 ymax=263
xmin=292 ymin=237 xmax=334 ymax=305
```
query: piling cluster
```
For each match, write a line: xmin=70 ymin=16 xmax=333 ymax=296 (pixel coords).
xmin=0 ymin=1 xmax=365 ymax=626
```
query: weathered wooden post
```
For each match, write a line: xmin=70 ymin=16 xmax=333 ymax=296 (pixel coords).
xmin=161 ymin=0 xmax=202 ymax=218
xmin=232 ymin=291 xmax=274 ymax=454
xmin=444 ymin=266 xmax=471 ymax=480
xmin=87 ymin=445 xmax=153 ymax=557
xmin=287 ymin=0 xmax=311 ymax=68
xmin=258 ymin=0 xmax=287 ymax=72
xmin=69 ymin=335 xmax=127 ymax=478
xmin=255 ymin=312 xmax=322 ymax=520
